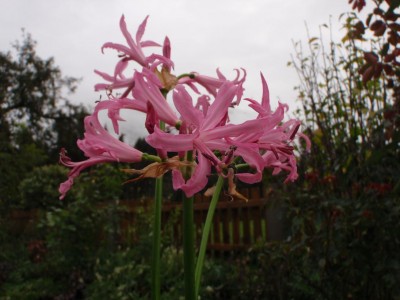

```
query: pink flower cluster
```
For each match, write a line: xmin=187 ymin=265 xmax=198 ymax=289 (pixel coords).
xmin=59 ymin=15 xmax=310 ymax=200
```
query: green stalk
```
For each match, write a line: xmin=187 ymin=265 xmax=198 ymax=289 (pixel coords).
xmin=182 ymin=150 xmax=195 ymax=300
xmin=183 ymin=194 xmax=195 ymax=300
xmin=151 ymin=121 xmax=165 ymax=300
xmin=151 ymin=176 xmax=163 ymax=300
xmin=195 ymin=175 xmax=224 ymax=298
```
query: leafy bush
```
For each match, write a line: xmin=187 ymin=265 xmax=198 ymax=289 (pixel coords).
xmin=19 ymin=164 xmax=69 ymax=209
xmin=18 ymin=163 xmax=132 ymax=210
xmin=73 ymin=163 xmax=131 ymax=202
xmin=0 ymin=196 xmax=122 ymax=299
xmin=241 ymin=190 xmax=400 ymax=300
xmin=85 ymin=247 xmax=184 ymax=300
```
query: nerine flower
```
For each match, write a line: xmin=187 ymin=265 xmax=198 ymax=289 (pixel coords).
xmin=59 ymin=15 xmax=309 ymax=200
xmin=102 ymin=15 xmax=160 ymax=67
xmin=95 ymin=15 xmax=173 ymax=93
xmin=241 ymin=73 xmax=311 ymax=182
xmin=133 ymin=72 xmax=181 ymax=129
xmin=146 ymin=73 xmax=309 ymax=197
xmin=179 ymin=68 xmax=246 ymax=105
xmin=146 ymin=82 xmax=267 ymax=196
xmin=59 ymin=114 xmax=143 ymax=199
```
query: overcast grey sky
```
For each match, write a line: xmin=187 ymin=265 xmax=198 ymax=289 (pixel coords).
xmin=1 ymin=0 xmax=355 ymax=139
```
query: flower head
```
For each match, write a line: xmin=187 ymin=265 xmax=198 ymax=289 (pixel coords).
xmin=95 ymin=15 xmax=173 ymax=94
xmin=59 ymin=15 xmax=309 ymax=201
xmin=59 ymin=115 xmax=143 ymax=199
xmin=102 ymin=15 xmax=159 ymax=67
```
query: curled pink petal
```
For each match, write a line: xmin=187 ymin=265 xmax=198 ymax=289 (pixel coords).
xmin=202 ymin=82 xmax=237 ymax=130
xmin=146 ymin=126 xmax=196 ymax=152
xmin=260 ymin=72 xmax=271 ymax=113
xmin=178 ymin=154 xmax=211 ymax=197
xmin=173 ymin=85 xmax=204 ymax=128
xmin=93 ymin=98 xmax=147 ymax=134
xmin=134 ymin=72 xmax=179 ymax=127
xmin=59 ymin=115 xmax=143 ymax=199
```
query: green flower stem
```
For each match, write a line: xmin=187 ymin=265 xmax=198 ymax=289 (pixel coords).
xmin=183 ymin=194 xmax=196 ymax=300
xmin=151 ymin=175 xmax=163 ymax=300
xmin=235 ymin=163 xmax=249 ymax=170
xmin=143 ymin=153 xmax=162 ymax=163
xmin=151 ymin=120 xmax=165 ymax=300
xmin=183 ymin=150 xmax=195 ymax=300
xmin=177 ymin=73 xmax=195 ymax=80
xmin=194 ymin=175 xmax=224 ymax=298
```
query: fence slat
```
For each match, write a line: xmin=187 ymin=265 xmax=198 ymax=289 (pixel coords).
xmin=241 ymin=205 xmax=252 ymax=245
xmin=221 ymin=206 xmax=230 ymax=245
xmin=232 ymin=205 xmax=241 ymax=245
xmin=212 ymin=208 xmax=222 ymax=246
xmin=253 ymin=206 xmax=262 ymax=242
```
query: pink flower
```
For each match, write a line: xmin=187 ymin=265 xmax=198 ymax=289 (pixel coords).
xmin=241 ymin=73 xmax=311 ymax=182
xmin=183 ymin=68 xmax=246 ymax=104
xmin=95 ymin=15 xmax=173 ymax=93
xmin=134 ymin=72 xmax=181 ymax=129
xmin=59 ymin=115 xmax=143 ymax=199
xmin=146 ymin=82 xmax=266 ymax=196
xmin=60 ymin=15 xmax=309 ymax=201
xmin=162 ymin=37 xmax=172 ymax=70
xmin=148 ymin=73 xmax=308 ymax=194
xmin=94 ymin=66 xmax=134 ymax=92
xmin=102 ymin=15 xmax=160 ymax=67
xmin=93 ymin=98 xmax=147 ymax=134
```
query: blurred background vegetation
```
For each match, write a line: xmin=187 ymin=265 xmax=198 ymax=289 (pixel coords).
xmin=0 ymin=1 xmax=399 ymax=299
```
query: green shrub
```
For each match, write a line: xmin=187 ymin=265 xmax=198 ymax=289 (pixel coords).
xmin=19 ymin=164 xmax=69 ymax=209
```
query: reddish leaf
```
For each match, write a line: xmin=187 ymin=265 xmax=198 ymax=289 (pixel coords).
xmin=385 ymin=11 xmax=399 ymax=22
xmin=383 ymin=48 xmax=399 ymax=63
xmin=388 ymin=30 xmax=400 ymax=45
xmin=362 ymin=65 xmax=375 ymax=83
xmin=384 ymin=52 xmax=395 ymax=63
xmin=370 ymin=20 xmax=387 ymax=36
xmin=388 ymin=23 xmax=400 ymax=31
xmin=349 ymin=0 xmax=366 ymax=12
xmin=364 ymin=51 xmax=379 ymax=64
xmin=355 ymin=21 xmax=366 ymax=35
xmin=373 ymin=63 xmax=383 ymax=79
xmin=370 ymin=20 xmax=385 ymax=31
xmin=383 ymin=64 xmax=395 ymax=76
xmin=373 ymin=7 xmax=384 ymax=16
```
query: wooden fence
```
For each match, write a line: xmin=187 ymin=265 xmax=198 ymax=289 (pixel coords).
xmin=118 ymin=186 xmax=287 ymax=254
xmin=7 ymin=186 xmax=287 ymax=254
